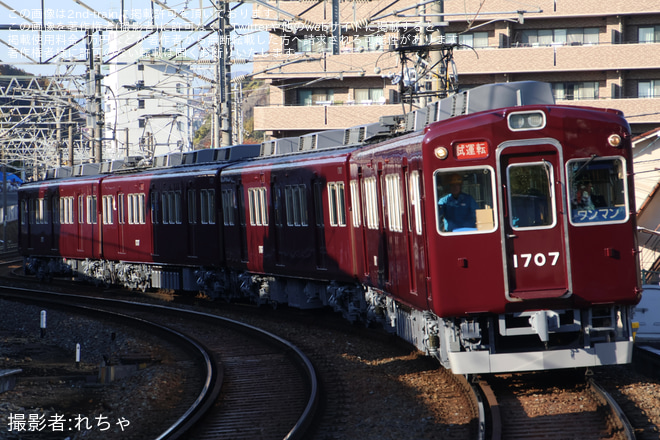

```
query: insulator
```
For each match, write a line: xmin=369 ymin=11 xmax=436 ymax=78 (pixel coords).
xmin=231 ymin=58 xmax=251 ymax=65
xmin=231 ymin=74 xmax=248 ymax=83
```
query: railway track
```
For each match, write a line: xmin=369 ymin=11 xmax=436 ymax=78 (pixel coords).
xmin=0 ymin=286 xmax=318 ymax=440
xmin=474 ymin=370 xmax=634 ymax=440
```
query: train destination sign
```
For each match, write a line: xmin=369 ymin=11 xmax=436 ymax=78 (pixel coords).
xmin=455 ymin=141 xmax=489 ymax=160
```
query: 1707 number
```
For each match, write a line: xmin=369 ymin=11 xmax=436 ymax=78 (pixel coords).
xmin=513 ymin=252 xmax=560 ymax=268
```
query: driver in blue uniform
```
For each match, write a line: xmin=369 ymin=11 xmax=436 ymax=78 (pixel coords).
xmin=438 ymin=174 xmax=478 ymax=232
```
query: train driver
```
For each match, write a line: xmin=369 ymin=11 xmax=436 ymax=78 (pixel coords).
xmin=438 ymin=173 xmax=478 ymax=232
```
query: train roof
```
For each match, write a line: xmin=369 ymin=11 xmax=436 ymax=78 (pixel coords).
xmin=34 ymin=81 xmax=555 ymax=183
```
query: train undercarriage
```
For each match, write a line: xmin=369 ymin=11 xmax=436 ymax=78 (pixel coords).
xmin=24 ymin=255 xmax=635 ymax=374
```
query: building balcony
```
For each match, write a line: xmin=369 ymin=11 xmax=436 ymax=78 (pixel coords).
xmin=453 ymin=43 xmax=660 ymax=75
xmin=252 ymin=51 xmax=400 ymax=80
xmin=254 ymin=102 xmax=401 ymax=132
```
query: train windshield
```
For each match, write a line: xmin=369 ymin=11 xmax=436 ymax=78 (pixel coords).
xmin=566 ymin=157 xmax=629 ymax=225
xmin=507 ymin=162 xmax=556 ymax=229
xmin=435 ymin=167 xmax=496 ymax=234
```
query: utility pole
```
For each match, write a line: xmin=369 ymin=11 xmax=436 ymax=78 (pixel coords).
xmin=216 ymin=2 xmax=233 ymax=147
xmin=86 ymin=31 xmax=104 ymax=163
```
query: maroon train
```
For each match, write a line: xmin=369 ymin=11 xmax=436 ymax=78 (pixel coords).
xmin=19 ymin=82 xmax=641 ymax=374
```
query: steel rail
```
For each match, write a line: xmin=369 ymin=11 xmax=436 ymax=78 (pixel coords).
xmin=0 ymin=286 xmax=319 ymax=440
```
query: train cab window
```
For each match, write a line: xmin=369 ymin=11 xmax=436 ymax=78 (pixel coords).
xmin=435 ymin=167 xmax=496 ymax=234
xmin=567 ymin=157 xmax=628 ymax=225
xmin=328 ymin=182 xmax=346 ymax=227
xmin=507 ymin=163 xmax=555 ymax=229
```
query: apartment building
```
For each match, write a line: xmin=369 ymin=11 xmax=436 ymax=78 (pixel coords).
xmin=252 ymin=0 xmax=660 ymax=138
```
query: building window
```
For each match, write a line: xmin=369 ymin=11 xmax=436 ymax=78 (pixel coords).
xmin=297 ymin=35 xmax=332 ymax=53
xmin=520 ymin=28 xmax=598 ymax=46
xmin=327 ymin=182 xmax=346 ymax=227
xmin=354 ymin=88 xmax=384 ymax=104
xmin=138 ymin=118 xmax=145 ymax=128
xmin=138 ymin=64 xmax=144 ymax=71
xmin=298 ymin=88 xmax=335 ymax=106
xmin=138 ymin=99 xmax=145 ymax=109
xmin=639 ymin=26 xmax=660 ymax=43
xmin=446 ymin=32 xmax=489 ymax=48
xmin=353 ymin=34 xmax=384 ymax=52
xmin=638 ymin=80 xmax=660 ymax=98
xmin=552 ymin=82 xmax=599 ymax=101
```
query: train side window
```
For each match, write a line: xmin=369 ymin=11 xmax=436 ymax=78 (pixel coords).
xmin=507 ymin=163 xmax=555 ymax=229
xmin=409 ymin=171 xmax=423 ymax=235
xmin=350 ymin=180 xmax=361 ymax=228
xmin=102 ymin=195 xmax=113 ymax=225
xmin=363 ymin=177 xmax=379 ymax=230
xmin=52 ymin=196 xmax=59 ymax=225
xmin=20 ymin=199 xmax=27 ymax=225
xmin=188 ymin=189 xmax=197 ymax=224
xmin=285 ymin=184 xmax=308 ymax=226
xmin=128 ymin=193 xmax=146 ymax=225
xmin=313 ymin=181 xmax=324 ymax=227
xmin=117 ymin=194 xmax=125 ymax=224
xmin=221 ymin=189 xmax=235 ymax=226
xmin=60 ymin=197 xmax=73 ymax=224
xmin=78 ymin=195 xmax=84 ymax=224
xmin=328 ymin=182 xmax=346 ymax=227
xmin=248 ymin=188 xmax=267 ymax=226
xmin=566 ymin=157 xmax=628 ymax=225
xmin=434 ymin=167 xmax=496 ymax=234
xmin=201 ymin=189 xmax=216 ymax=224
xmin=385 ymin=174 xmax=403 ymax=232
xmin=86 ymin=196 xmax=97 ymax=225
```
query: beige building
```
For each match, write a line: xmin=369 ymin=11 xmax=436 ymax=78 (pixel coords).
xmin=251 ymin=0 xmax=660 ymax=138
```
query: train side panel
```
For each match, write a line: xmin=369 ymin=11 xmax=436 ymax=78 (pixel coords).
xmin=351 ymin=133 xmax=430 ymax=310
xmin=98 ymin=174 xmax=154 ymax=264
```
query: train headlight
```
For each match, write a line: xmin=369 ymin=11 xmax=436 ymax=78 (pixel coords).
xmin=608 ymin=134 xmax=622 ymax=147
xmin=508 ymin=111 xmax=546 ymax=131
xmin=434 ymin=146 xmax=448 ymax=160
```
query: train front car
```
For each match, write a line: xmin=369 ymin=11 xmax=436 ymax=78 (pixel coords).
xmin=423 ymin=105 xmax=641 ymax=374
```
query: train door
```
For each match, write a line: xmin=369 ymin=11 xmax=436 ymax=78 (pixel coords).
xmin=186 ymin=186 xmax=196 ymax=257
xmin=498 ymin=140 xmax=570 ymax=300
xmin=312 ymin=180 xmax=327 ymax=269
xmin=272 ymin=181 xmax=284 ymax=266
xmin=237 ymin=183 xmax=248 ymax=262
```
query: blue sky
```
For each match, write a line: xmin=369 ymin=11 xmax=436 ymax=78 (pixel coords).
xmin=0 ymin=0 xmax=267 ymax=76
